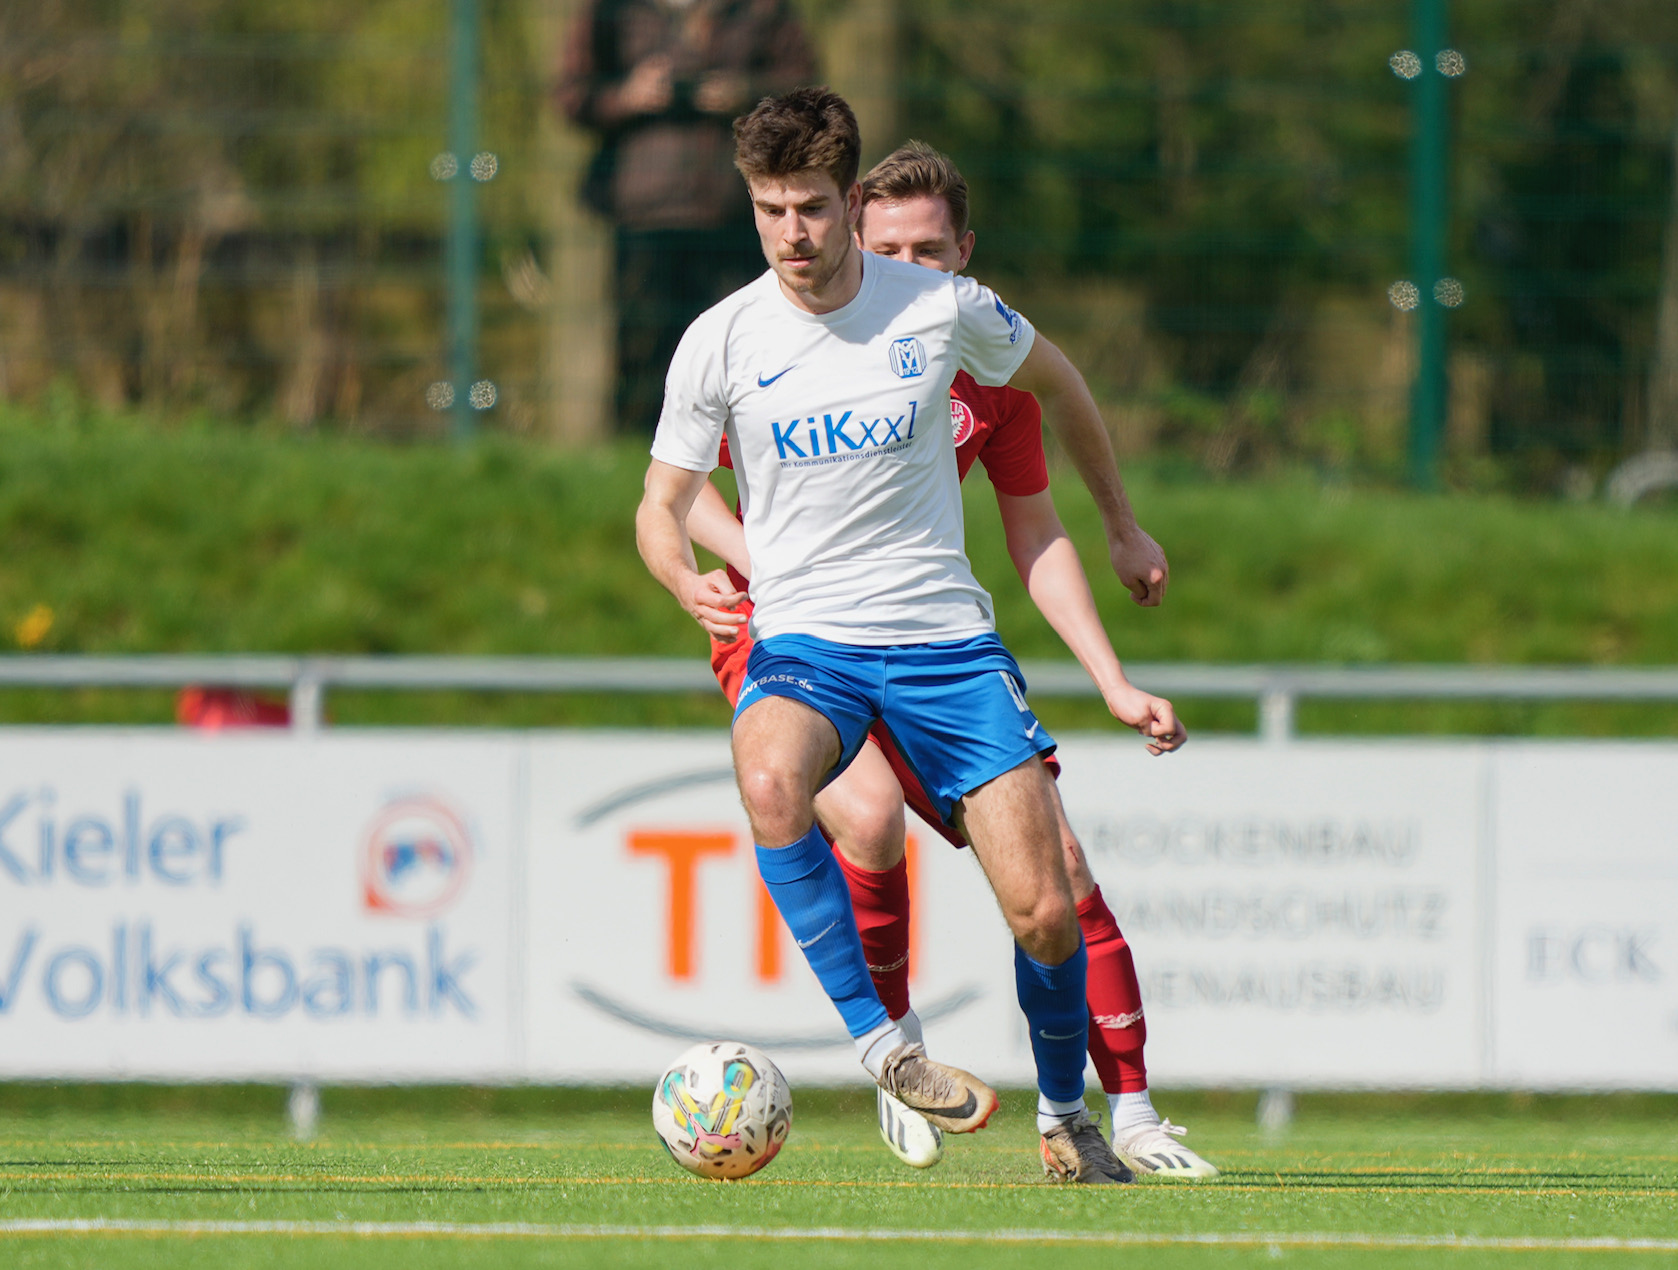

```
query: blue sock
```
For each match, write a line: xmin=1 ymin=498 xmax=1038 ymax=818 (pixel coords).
xmin=757 ymin=825 xmax=889 ymax=1039
xmin=1015 ymin=939 xmax=1089 ymax=1105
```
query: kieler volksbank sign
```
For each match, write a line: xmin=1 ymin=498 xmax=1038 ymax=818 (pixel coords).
xmin=0 ymin=730 xmax=1672 ymax=1089
xmin=0 ymin=734 xmax=517 ymax=1081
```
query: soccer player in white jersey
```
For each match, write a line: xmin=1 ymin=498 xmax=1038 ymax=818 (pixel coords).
xmin=685 ymin=141 xmax=1218 ymax=1180
xmin=637 ymin=88 xmax=1182 ymax=1183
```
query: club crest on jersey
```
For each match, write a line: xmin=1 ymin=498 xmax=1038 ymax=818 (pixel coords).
xmin=994 ymin=294 xmax=1023 ymax=344
xmin=888 ymin=337 xmax=927 ymax=379
xmin=950 ymin=397 xmax=976 ymax=446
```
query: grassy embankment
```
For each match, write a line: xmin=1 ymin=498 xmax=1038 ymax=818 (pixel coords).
xmin=2 ymin=404 xmax=1677 ymax=735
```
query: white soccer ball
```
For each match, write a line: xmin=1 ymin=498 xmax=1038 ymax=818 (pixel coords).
xmin=652 ymin=1040 xmax=793 ymax=1180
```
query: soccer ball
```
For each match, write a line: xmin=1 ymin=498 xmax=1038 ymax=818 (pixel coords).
xmin=652 ymin=1040 xmax=793 ymax=1180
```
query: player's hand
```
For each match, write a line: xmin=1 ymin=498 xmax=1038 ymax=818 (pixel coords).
xmin=1110 ymin=524 xmax=1168 ymax=607
xmin=690 ymin=569 xmax=748 ymax=642
xmin=1106 ymin=684 xmax=1186 ymax=755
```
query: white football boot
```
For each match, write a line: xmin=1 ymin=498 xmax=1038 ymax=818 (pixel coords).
xmin=1110 ymin=1118 xmax=1220 ymax=1178
xmin=874 ymin=1008 xmax=944 ymax=1168
xmin=876 ymin=1086 xmax=944 ymax=1168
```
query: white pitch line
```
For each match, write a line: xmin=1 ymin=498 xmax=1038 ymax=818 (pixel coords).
xmin=0 ymin=1220 xmax=1675 ymax=1252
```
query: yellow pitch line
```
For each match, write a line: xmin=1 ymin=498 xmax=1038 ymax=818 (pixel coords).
xmin=10 ymin=1139 xmax=1677 ymax=1168
xmin=0 ymin=1169 xmax=1671 ymax=1197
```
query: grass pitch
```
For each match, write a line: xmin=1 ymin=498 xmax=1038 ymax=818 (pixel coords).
xmin=0 ymin=1086 xmax=1673 ymax=1269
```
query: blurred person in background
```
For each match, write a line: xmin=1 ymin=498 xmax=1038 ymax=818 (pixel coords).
xmin=557 ymin=0 xmax=815 ymax=433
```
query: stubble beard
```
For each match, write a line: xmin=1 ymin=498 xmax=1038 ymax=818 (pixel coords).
xmin=779 ymin=231 xmax=854 ymax=299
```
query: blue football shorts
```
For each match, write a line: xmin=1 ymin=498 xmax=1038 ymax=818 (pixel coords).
xmin=733 ymin=632 xmax=1057 ymax=826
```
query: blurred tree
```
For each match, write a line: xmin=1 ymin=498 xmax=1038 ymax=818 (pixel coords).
xmin=1465 ymin=0 xmax=1677 ymax=463
xmin=1649 ymin=108 xmax=1678 ymax=453
xmin=1 ymin=0 xmax=1676 ymax=483
xmin=0 ymin=0 xmax=543 ymax=429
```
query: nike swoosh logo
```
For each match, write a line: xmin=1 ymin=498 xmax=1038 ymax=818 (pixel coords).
xmin=912 ymin=1091 xmax=978 ymax=1120
xmin=1025 ymin=721 xmax=1040 ymax=740
xmin=795 ymin=919 xmax=839 ymax=950
xmin=1038 ymin=1029 xmax=1083 ymax=1041
xmin=757 ymin=365 xmax=796 ymax=387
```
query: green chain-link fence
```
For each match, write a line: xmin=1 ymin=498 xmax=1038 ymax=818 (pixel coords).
xmin=3 ymin=1 xmax=1676 ymax=492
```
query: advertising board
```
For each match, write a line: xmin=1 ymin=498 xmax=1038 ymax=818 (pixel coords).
xmin=2 ymin=728 xmax=1672 ymax=1090
xmin=0 ymin=733 xmax=520 ymax=1081
xmin=1490 ymin=745 xmax=1678 ymax=1088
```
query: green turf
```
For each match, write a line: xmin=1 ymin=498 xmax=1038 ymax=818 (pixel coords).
xmin=1 ymin=1085 xmax=1673 ymax=1268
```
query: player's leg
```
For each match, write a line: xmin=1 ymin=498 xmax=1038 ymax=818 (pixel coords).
xmin=733 ymin=693 xmax=894 ymax=1064
xmin=733 ymin=640 xmax=996 ymax=1134
xmin=815 ymin=742 xmax=910 ymax=1016
xmin=1054 ymin=791 xmax=1218 ymax=1178
xmin=722 ymin=618 xmax=910 ymax=1021
xmin=814 ymin=743 xmax=944 ymax=1168
xmin=1035 ymin=759 xmax=1153 ymax=1109
xmin=955 ymin=759 xmax=1131 ymax=1184
xmin=881 ymin=637 xmax=1129 ymax=1181
xmin=1055 ymin=795 xmax=1148 ymax=1104
xmin=723 ymin=632 xmax=941 ymax=1163
xmin=861 ymin=725 xmax=971 ymax=1034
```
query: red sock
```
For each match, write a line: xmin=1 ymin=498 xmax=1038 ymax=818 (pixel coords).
xmin=834 ymin=852 xmax=911 ymax=1020
xmin=1078 ymin=886 xmax=1148 ymax=1093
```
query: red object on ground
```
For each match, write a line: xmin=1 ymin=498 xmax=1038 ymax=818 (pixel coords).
xmin=175 ymin=687 xmax=291 ymax=730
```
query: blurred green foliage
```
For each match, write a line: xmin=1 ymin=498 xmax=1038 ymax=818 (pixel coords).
xmin=0 ymin=0 xmax=545 ymax=427
xmin=4 ymin=1 xmax=1678 ymax=484
xmin=898 ymin=0 xmax=1678 ymax=480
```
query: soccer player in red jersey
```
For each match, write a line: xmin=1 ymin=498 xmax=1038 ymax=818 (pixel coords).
xmin=685 ymin=142 xmax=1215 ymax=1179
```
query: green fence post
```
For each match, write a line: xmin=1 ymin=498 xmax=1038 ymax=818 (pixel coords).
xmin=446 ymin=0 xmax=482 ymax=440
xmin=1406 ymin=0 xmax=1453 ymax=489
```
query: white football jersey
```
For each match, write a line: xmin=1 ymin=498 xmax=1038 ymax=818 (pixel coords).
xmin=652 ymin=253 xmax=1037 ymax=645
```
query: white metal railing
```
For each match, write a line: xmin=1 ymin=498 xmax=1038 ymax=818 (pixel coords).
xmin=1 ymin=655 xmax=1676 ymax=741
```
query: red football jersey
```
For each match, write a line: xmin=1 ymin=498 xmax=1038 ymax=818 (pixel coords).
xmin=948 ymin=371 xmax=1049 ymax=495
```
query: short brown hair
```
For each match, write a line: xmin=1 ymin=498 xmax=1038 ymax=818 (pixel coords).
xmin=861 ymin=141 xmax=970 ymax=238
xmin=733 ymin=87 xmax=861 ymax=193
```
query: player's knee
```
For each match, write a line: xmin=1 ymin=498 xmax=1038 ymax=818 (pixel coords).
xmin=1007 ymin=888 xmax=1079 ymax=963
xmin=736 ymin=762 xmax=813 ymax=840
xmin=833 ymin=803 xmax=904 ymax=871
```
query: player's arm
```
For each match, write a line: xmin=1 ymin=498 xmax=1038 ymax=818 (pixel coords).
xmin=996 ymin=487 xmax=1184 ymax=755
xmin=1007 ymin=336 xmax=1169 ymax=607
xmin=635 ymin=459 xmax=749 ymax=641
xmin=686 ymin=479 xmax=753 ymax=579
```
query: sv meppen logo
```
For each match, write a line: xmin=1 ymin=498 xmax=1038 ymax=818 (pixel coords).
xmin=888 ymin=337 xmax=927 ymax=378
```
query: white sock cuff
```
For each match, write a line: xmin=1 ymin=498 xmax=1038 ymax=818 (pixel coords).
xmin=1109 ymin=1089 xmax=1159 ymax=1131
xmin=857 ymin=1019 xmax=908 ymax=1080
xmin=1036 ymin=1093 xmax=1087 ymax=1135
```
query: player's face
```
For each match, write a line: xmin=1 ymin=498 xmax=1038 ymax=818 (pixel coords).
xmin=748 ymin=172 xmax=863 ymax=301
xmin=856 ymin=195 xmax=975 ymax=274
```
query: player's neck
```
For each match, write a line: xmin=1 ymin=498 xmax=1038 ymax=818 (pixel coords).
xmin=776 ymin=239 xmax=864 ymax=316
